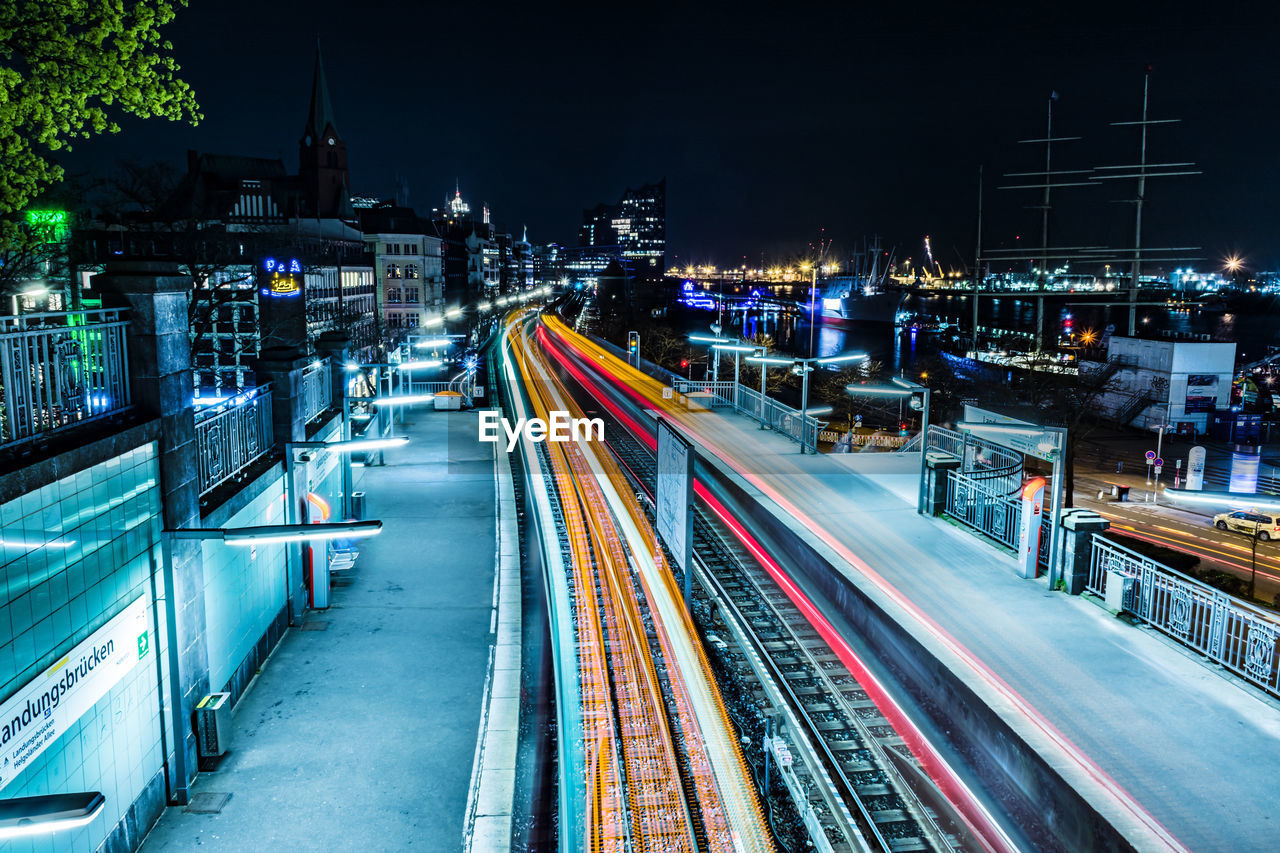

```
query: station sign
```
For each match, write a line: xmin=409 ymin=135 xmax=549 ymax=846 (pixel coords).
xmin=0 ymin=596 xmax=151 ymax=792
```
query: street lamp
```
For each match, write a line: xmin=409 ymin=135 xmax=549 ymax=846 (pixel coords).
xmin=746 ymin=354 xmax=794 ymax=430
xmin=792 ymin=353 xmax=867 ymax=454
xmin=158 ymin=518 xmax=381 ymax=803
xmin=712 ymin=343 xmax=756 ymax=409
xmin=0 ymin=792 xmax=106 ymax=841
xmin=284 ymin=436 xmax=404 ymax=606
xmin=846 ymin=381 xmax=931 ymax=512
xmin=690 ymin=333 xmax=731 ymax=382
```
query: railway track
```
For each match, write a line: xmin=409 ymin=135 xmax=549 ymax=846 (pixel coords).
xmin=604 ymin=428 xmax=975 ymax=853
xmin=498 ymin=311 xmax=774 ymax=852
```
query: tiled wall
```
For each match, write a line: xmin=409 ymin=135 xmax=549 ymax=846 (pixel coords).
xmin=202 ymin=478 xmax=287 ymax=692
xmin=0 ymin=443 xmax=164 ymax=853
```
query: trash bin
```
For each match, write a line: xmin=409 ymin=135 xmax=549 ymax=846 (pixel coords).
xmin=351 ymin=491 xmax=366 ymax=520
xmin=1110 ymin=484 xmax=1130 ymax=502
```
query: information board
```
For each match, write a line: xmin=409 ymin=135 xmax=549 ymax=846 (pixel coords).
xmin=656 ymin=419 xmax=693 ymax=592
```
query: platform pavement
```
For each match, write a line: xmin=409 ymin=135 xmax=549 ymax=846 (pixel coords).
xmin=669 ymin=404 xmax=1280 ymax=852
xmin=139 ymin=410 xmax=500 ymax=852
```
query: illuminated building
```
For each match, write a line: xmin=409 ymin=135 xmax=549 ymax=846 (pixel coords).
xmin=578 ymin=178 xmax=665 ymax=276
xmin=359 ymin=204 xmax=445 ymax=342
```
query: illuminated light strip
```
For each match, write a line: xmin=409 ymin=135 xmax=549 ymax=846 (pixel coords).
xmin=538 ymin=315 xmax=1190 ymax=853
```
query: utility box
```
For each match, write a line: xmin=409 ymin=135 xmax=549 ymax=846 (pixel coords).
xmin=196 ymin=692 xmax=232 ymax=758
xmin=1105 ymin=571 xmax=1135 ymax=614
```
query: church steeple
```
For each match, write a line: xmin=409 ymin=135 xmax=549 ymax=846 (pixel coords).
xmin=302 ymin=41 xmax=337 ymax=146
xmin=298 ymin=40 xmax=351 ymax=220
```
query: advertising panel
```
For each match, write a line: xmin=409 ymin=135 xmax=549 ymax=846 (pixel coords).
xmin=656 ymin=419 xmax=692 ymax=583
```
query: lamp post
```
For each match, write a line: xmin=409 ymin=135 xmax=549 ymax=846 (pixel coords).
xmin=712 ymin=343 xmax=756 ymax=411
xmin=158 ymin=519 xmax=381 ymax=804
xmin=690 ymin=332 xmax=730 ymax=383
xmin=845 ymin=381 xmax=930 ymax=512
xmin=792 ymin=352 xmax=867 ymax=454
xmin=746 ymin=353 xmax=793 ymax=429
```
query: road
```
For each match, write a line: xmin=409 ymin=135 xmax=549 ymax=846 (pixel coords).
xmin=1074 ymin=471 xmax=1280 ymax=604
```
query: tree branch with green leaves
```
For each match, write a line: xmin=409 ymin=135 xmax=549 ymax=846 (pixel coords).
xmin=0 ymin=0 xmax=200 ymax=223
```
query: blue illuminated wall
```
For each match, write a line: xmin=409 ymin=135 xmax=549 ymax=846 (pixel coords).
xmin=0 ymin=442 xmax=165 ymax=853
xmin=201 ymin=476 xmax=288 ymax=695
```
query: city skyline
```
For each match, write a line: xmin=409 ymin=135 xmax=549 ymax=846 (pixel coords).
xmin=58 ymin=0 xmax=1280 ymax=270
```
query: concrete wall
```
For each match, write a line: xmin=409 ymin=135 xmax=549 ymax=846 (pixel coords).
xmin=0 ymin=437 xmax=166 ymax=853
xmin=1099 ymin=337 xmax=1236 ymax=431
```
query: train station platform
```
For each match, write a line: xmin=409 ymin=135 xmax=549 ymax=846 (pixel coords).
xmin=666 ymin=405 xmax=1280 ymax=852
xmin=139 ymin=410 xmax=511 ymax=852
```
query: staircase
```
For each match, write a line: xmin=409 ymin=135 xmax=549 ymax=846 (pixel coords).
xmin=1114 ymin=391 xmax=1153 ymax=426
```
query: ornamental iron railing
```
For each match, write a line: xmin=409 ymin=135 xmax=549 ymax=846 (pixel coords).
xmin=194 ymin=387 xmax=274 ymax=497
xmin=945 ymin=470 xmax=1021 ymax=549
xmin=0 ymin=310 xmax=131 ymax=450
xmin=1089 ymin=535 xmax=1280 ymax=699
xmin=300 ymin=359 xmax=332 ymax=423
xmin=928 ymin=424 xmax=1023 ymax=496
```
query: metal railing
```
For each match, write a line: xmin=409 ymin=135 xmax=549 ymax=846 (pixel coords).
xmin=300 ymin=359 xmax=332 ymax=423
xmin=406 ymin=380 xmax=455 ymax=395
xmin=1088 ymin=535 xmax=1280 ymax=699
xmin=734 ymin=385 xmax=827 ymax=449
xmin=673 ymin=379 xmax=736 ymax=408
xmin=928 ymin=424 xmax=1023 ymax=496
xmin=0 ymin=309 xmax=132 ymax=450
xmin=945 ymin=470 xmax=1021 ymax=549
xmin=194 ymin=386 xmax=275 ymax=497
xmin=897 ymin=430 xmax=924 ymax=453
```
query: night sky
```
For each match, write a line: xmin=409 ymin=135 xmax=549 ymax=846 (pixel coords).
xmin=66 ymin=0 xmax=1280 ymax=271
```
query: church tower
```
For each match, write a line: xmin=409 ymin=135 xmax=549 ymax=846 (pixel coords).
xmin=298 ymin=43 xmax=352 ymax=219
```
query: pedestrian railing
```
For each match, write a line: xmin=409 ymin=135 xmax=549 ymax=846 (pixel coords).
xmin=300 ymin=359 xmax=332 ymax=423
xmin=1088 ymin=536 xmax=1280 ymax=700
xmin=945 ymin=470 xmax=1021 ymax=550
xmin=0 ymin=309 xmax=132 ymax=450
xmin=897 ymin=430 xmax=924 ymax=453
xmin=194 ymin=386 xmax=274 ymax=498
xmin=673 ymin=379 xmax=737 ymax=407
xmin=405 ymin=380 xmax=454 ymax=396
xmin=928 ymin=424 xmax=1023 ymax=496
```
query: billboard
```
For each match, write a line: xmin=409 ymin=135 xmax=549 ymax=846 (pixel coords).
xmin=1184 ymin=374 xmax=1217 ymax=413
xmin=656 ymin=419 xmax=692 ymax=588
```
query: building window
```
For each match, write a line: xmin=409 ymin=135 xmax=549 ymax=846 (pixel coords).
xmin=405 ymin=264 xmax=418 ymax=279
xmin=386 ymin=264 xmax=400 ymax=279
xmin=386 ymin=287 xmax=401 ymax=303
xmin=404 ymin=313 xmax=418 ymax=328
xmin=403 ymin=286 xmax=419 ymax=303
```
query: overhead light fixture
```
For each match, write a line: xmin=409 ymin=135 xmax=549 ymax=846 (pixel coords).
xmin=0 ymin=792 xmax=105 ymax=840
xmin=371 ymin=394 xmax=435 ymax=407
xmin=179 ymin=520 xmax=386 ymax=546
xmin=396 ymin=359 xmax=442 ymax=371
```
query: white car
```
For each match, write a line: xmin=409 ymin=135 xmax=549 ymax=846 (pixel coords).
xmin=1214 ymin=510 xmax=1280 ymax=541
